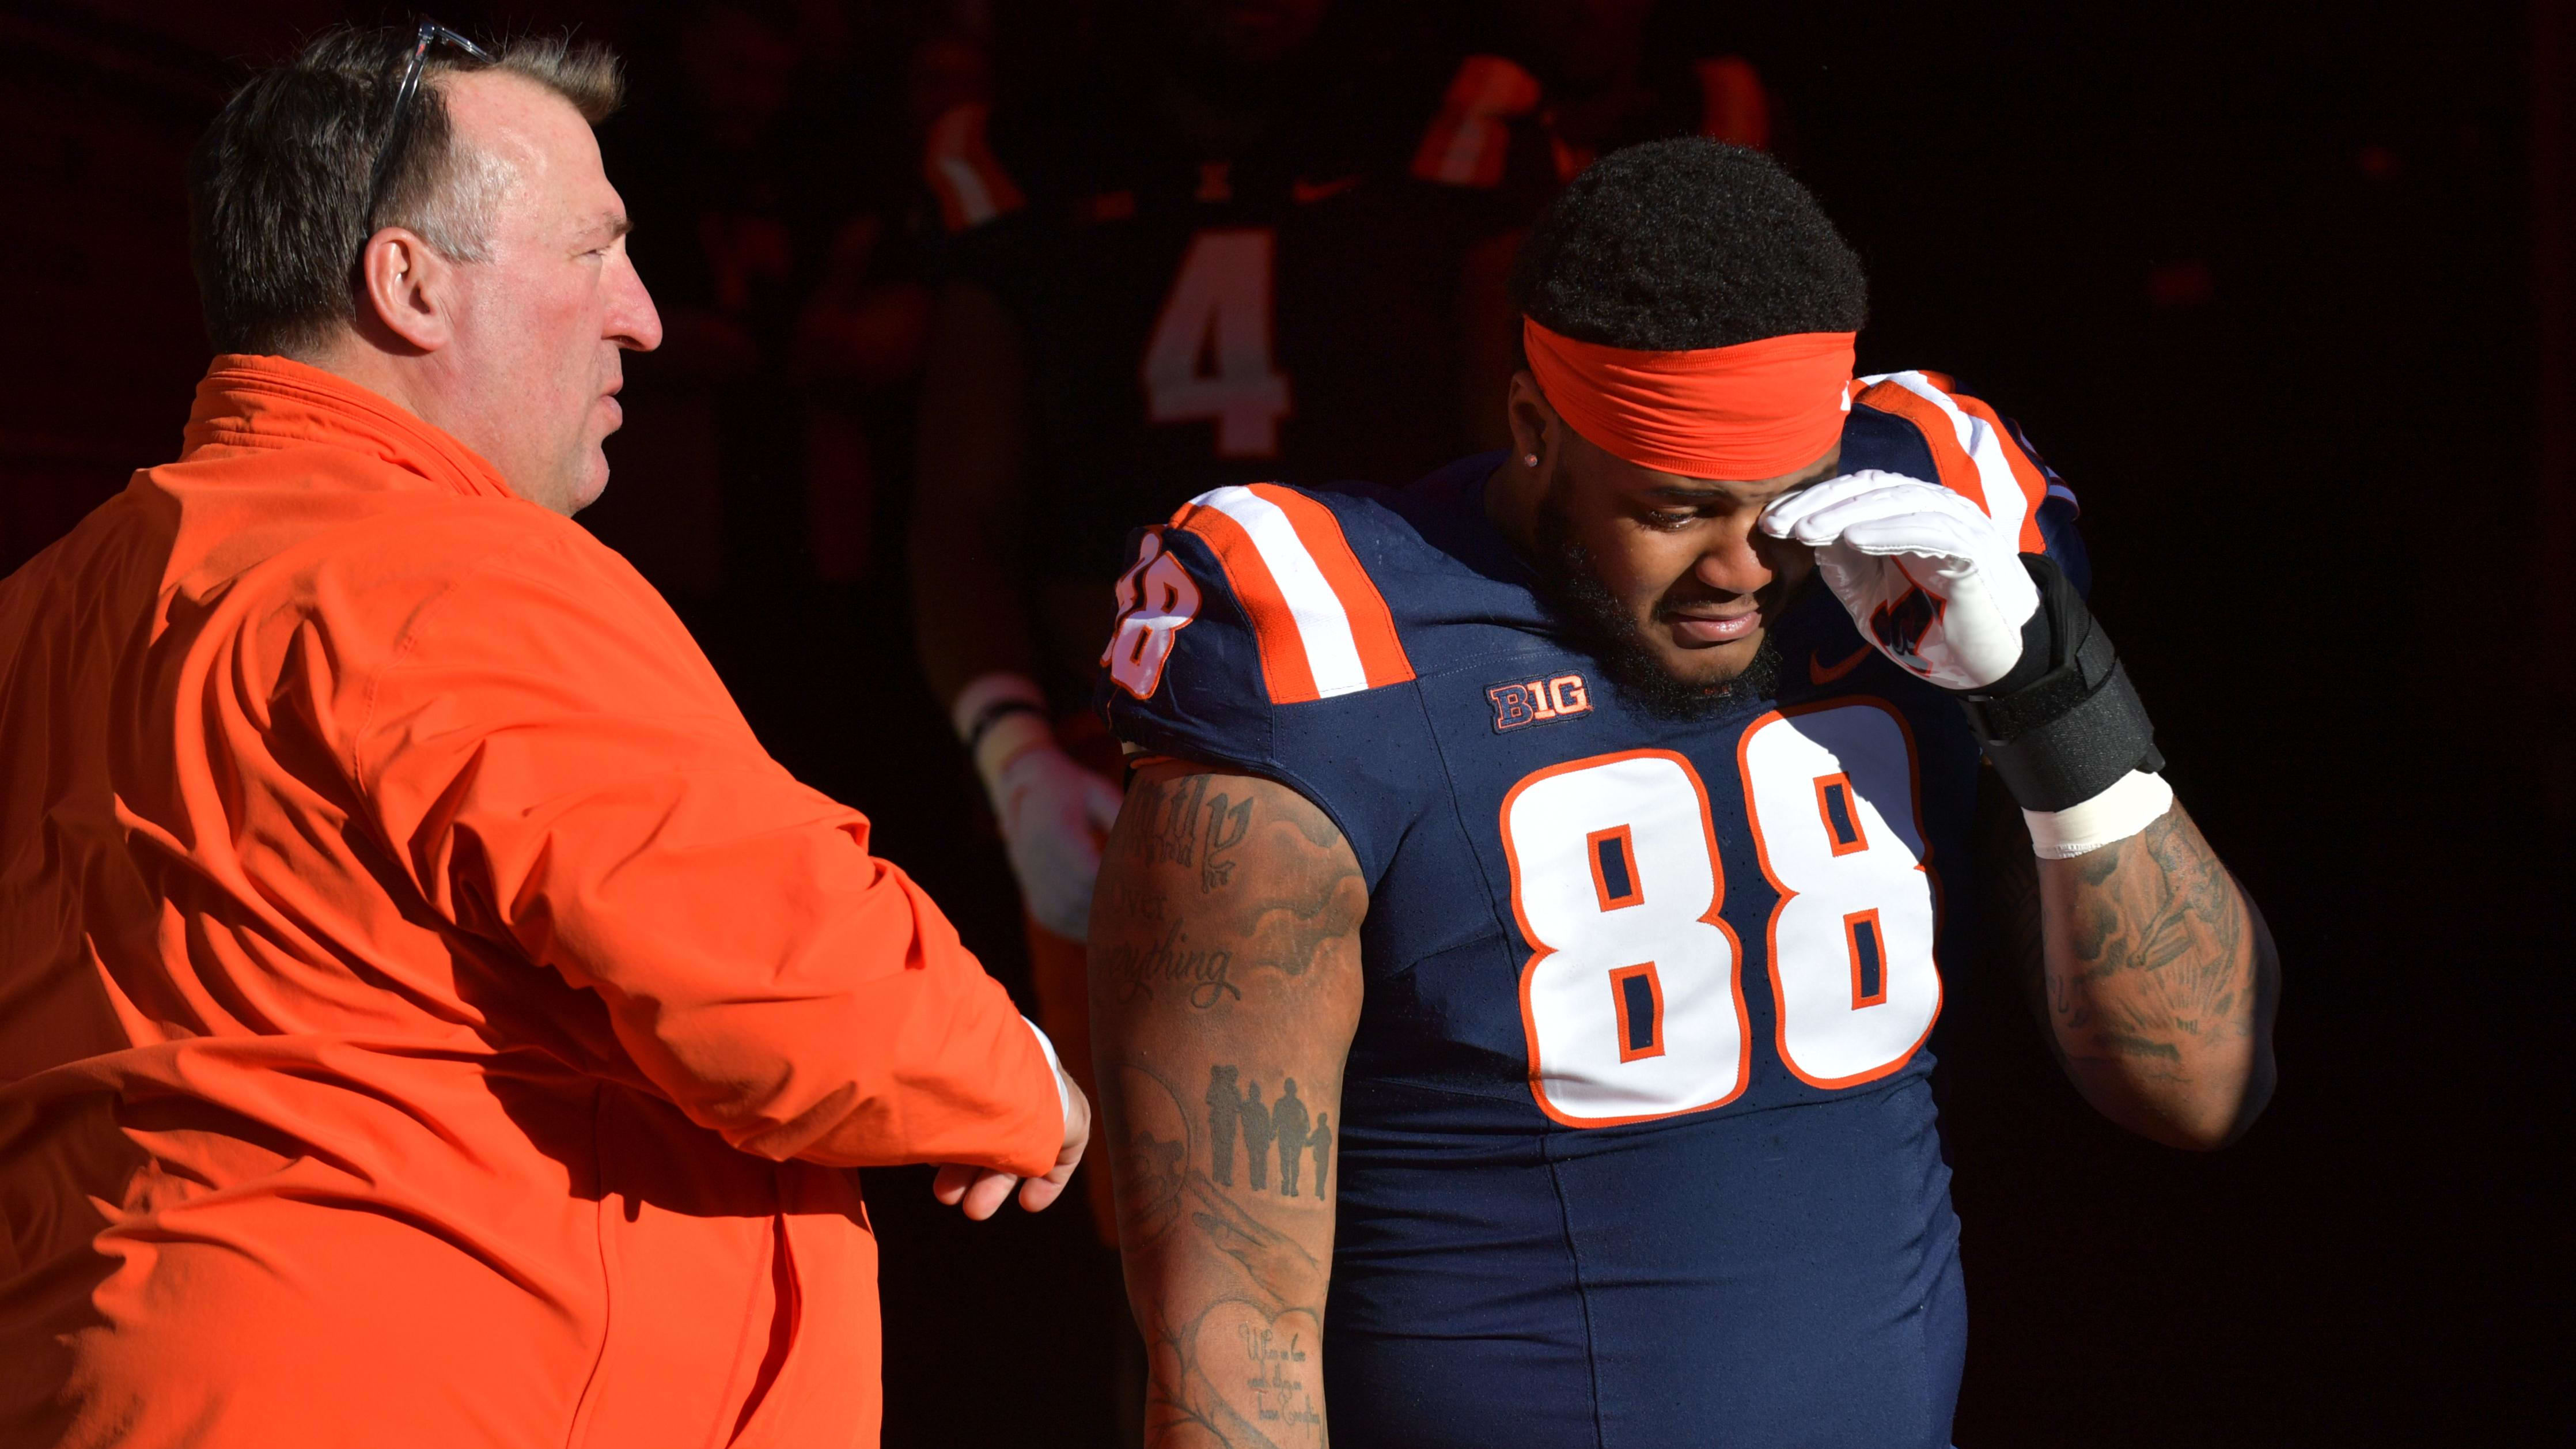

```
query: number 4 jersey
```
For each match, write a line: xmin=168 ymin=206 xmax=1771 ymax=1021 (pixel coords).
xmin=1096 ymin=373 xmax=2088 ymax=1449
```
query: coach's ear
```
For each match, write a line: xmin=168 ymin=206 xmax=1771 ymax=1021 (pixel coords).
xmin=355 ymin=226 xmax=461 ymax=354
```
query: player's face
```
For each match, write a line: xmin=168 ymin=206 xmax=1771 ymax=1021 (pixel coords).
xmin=1500 ymin=374 xmax=1831 ymax=697
xmin=1551 ymin=432 xmax=1833 ymax=686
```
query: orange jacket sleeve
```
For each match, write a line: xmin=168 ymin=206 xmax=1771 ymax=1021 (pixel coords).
xmin=346 ymin=519 xmax=1062 ymax=1177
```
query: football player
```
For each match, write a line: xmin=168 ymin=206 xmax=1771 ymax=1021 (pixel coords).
xmin=1088 ymin=139 xmax=2278 ymax=1447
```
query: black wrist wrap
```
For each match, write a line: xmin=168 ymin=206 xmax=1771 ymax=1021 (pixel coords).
xmin=1956 ymin=555 xmax=2163 ymax=812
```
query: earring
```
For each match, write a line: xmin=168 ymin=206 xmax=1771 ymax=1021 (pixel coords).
xmin=1522 ymin=452 xmax=1540 ymax=467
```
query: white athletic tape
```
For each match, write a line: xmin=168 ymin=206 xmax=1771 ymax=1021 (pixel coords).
xmin=2023 ymin=769 xmax=2175 ymax=860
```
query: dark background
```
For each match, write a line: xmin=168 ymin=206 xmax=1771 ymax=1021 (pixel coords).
xmin=3 ymin=1 xmax=2564 ymax=1443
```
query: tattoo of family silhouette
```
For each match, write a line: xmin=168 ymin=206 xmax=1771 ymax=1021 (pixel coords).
xmin=1205 ymin=1064 xmax=1332 ymax=1198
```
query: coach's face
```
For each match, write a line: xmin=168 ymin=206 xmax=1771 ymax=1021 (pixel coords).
xmin=426 ymin=71 xmax=662 ymax=514
xmin=1498 ymin=372 xmax=1828 ymax=688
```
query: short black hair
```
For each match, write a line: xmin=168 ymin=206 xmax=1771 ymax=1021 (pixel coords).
xmin=1511 ymin=138 xmax=1868 ymax=350
xmin=187 ymin=27 xmax=623 ymax=357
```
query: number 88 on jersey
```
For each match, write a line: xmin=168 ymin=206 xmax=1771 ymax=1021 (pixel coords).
xmin=1500 ymin=702 xmax=1942 ymax=1126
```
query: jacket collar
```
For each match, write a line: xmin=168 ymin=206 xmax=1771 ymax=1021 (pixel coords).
xmin=182 ymin=354 xmax=520 ymax=502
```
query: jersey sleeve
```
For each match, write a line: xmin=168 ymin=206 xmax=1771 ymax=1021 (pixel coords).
xmin=1094 ymin=483 xmax=1434 ymax=884
xmin=1847 ymin=370 xmax=2092 ymax=595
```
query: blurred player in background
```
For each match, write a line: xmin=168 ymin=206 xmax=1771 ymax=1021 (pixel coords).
xmin=594 ymin=0 xmax=946 ymax=615
xmin=910 ymin=0 xmax=1528 ymax=1239
xmin=910 ymin=0 xmax=1784 ymax=1246
xmin=1089 ymin=140 xmax=2278 ymax=1447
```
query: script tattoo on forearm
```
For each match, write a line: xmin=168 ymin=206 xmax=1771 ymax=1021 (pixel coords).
xmin=1105 ymin=774 xmax=1363 ymax=1010
xmin=2051 ymin=807 xmax=2255 ymax=1073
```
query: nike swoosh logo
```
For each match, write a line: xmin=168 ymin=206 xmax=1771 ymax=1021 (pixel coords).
xmin=1291 ymin=174 xmax=1363 ymax=203
xmin=1809 ymin=644 xmax=1873 ymax=685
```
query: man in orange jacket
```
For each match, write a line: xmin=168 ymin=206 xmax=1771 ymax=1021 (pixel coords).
xmin=0 ymin=26 xmax=1086 ymax=1448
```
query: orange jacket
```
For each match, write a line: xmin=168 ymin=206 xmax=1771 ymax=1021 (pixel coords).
xmin=0 ymin=356 xmax=1062 ymax=1448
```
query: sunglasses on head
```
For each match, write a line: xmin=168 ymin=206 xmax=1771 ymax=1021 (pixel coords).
xmin=363 ymin=20 xmax=493 ymax=233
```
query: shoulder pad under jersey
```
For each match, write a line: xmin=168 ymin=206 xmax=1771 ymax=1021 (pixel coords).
xmin=1095 ymin=483 xmax=1434 ymax=880
xmin=1844 ymin=370 xmax=2090 ymax=591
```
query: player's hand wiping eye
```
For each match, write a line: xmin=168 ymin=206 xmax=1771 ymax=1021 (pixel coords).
xmin=1759 ymin=469 xmax=2041 ymax=691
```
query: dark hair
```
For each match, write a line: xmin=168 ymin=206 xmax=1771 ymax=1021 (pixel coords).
xmin=187 ymin=27 xmax=624 ymax=356
xmin=1511 ymin=138 xmax=1868 ymax=350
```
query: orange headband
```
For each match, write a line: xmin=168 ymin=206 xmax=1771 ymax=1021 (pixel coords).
xmin=1522 ymin=317 xmax=1856 ymax=479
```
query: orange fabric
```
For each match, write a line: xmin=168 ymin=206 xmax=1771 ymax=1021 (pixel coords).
xmin=0 ymin=355 xmax=1061 ymax=1448
xmin=1522 ymin=317 xmax=1856 ymax=480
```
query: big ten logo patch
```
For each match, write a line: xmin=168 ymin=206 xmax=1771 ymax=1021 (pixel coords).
xmin=1488 ymin=673 xmax=1592 ymax=733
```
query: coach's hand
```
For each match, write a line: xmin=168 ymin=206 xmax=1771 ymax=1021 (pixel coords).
xmin=987 ymin=737 xmax=1124 ymax=941
xmin=933 ymin=1054 xmax=1092 ymax=1220
xmin=1759 ymin=470 xmax=2040 ymax=691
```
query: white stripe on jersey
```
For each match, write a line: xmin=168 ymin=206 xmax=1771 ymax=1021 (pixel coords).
xmin=1866 ymin=370 xmax=2032 ymax=544
xmin=1195 ymin=485 xmax=1373 ymax=699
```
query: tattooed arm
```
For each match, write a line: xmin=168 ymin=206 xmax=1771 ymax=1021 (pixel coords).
xmin=1091 ymin=762 xmax=1366 ymax=1448
xmin=1975 ymin=770 xmax=2279 ymax=1149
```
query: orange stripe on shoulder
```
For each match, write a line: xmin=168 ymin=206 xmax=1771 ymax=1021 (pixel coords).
xmin=1244 ymin=485 xmax=1415 ymax=690
xmin=1942 ymin=392 xmax=2051 ymax=552
xmin=1171 ymin=499 xmax=1319 ymax=705
xmin=1853 ymin=378 xmax=1990 ymax=516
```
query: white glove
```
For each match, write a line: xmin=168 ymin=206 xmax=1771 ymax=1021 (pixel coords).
xmin=1758 ymin=469 xmax=2041 ymax=691
xmin=954 ymin=674 xmax=1122 ymax=941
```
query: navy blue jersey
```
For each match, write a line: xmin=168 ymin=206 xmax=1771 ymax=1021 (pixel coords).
xmin=1097 ymin=373 xmax=2081 ymax=1448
